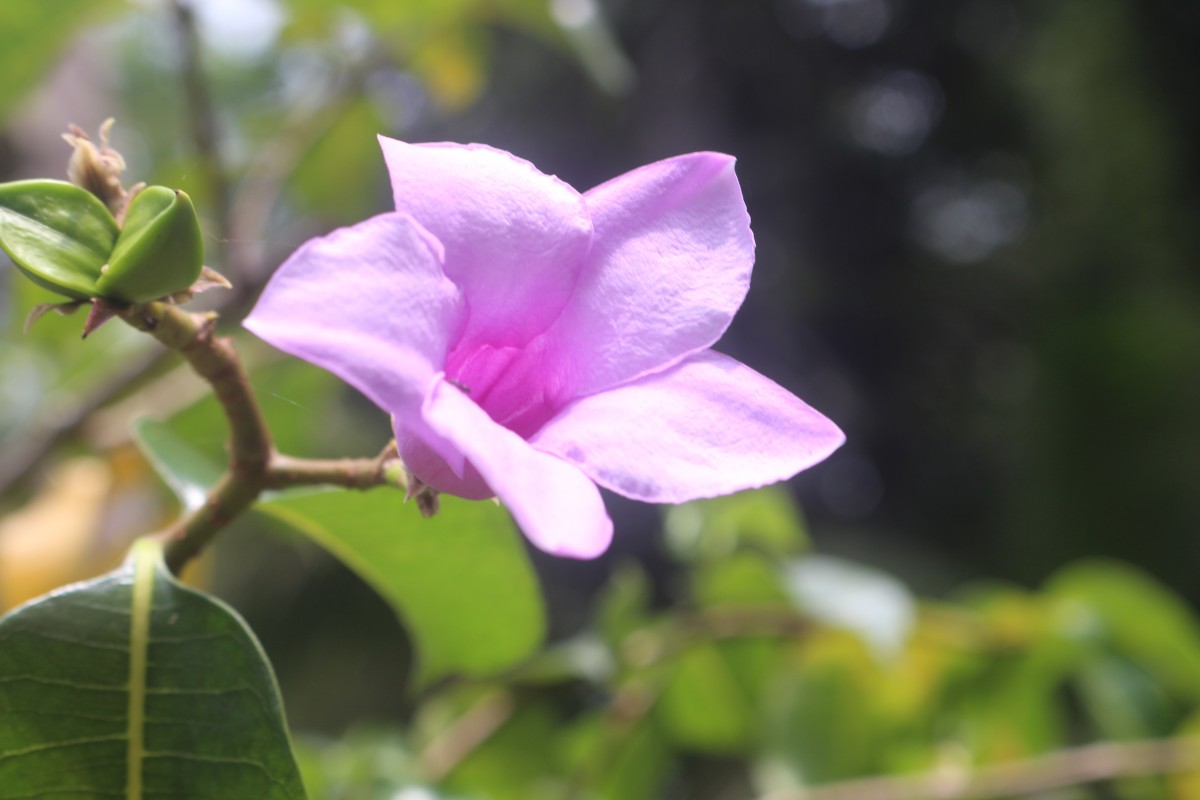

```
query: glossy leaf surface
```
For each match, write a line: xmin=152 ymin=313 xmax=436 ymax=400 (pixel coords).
xmin=0 ymin=540 xmax=307 ymax=798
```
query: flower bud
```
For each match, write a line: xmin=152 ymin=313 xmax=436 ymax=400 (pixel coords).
xmin=0 ymin=179 xmax=118 ymax=299
xmin=96 ymin=186 xmax=204 ymax=303
xmin=63 ymin=119 xmax=127 ymax=216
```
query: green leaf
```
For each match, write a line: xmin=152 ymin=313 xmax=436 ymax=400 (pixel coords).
xmin=564 ymin=710 xmax=671 ymax=800
xmin=1074 ymin=655 xmax=1175 ymax=739
xmin=663 ymin=487 xmax=809 ymax=563
xmin=1048 ymin=560 xmax=1200 ymax=699
xmin=766 ymin=632 xmax=883 ymax=784
xmin=0 ymin=179 xmax=118 ymax=299
xmin=259 ymin=490 xmax=545 ymax=684
xmin=693 ymin=551 xmax=791 ymax=608
xmin=0 ymin=539 xmax=307 ymax=797
xmin=596 ymin=561 xmax=652 ymax=650
xmin=657 ymin=643 xmax=755 ymax=754
xmin=132 ymin=416 xmax=224 ymax=510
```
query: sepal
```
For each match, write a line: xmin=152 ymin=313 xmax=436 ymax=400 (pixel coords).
xmin=96 ymin=185 xmax=204 ymax=303
xmin=0 ymin=179 xmax=118 ymax=299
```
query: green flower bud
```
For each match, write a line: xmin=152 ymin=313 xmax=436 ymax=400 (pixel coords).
xmin=0 ymin=179 xmax=118 ymax=300
xmin=96 ymin=186 xmax=204 ymax=303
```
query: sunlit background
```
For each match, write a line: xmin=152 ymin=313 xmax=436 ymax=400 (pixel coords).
xmin=2 ymin=0 xmax=1199 ymax=796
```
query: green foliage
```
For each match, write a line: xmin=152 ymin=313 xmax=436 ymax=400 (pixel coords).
xmin=288 ymin=99 xmax=389 ymax=224
xmin=131 ymin=412 xmax=545 ymax=686
xmin=1048 ymin=561 xmax=1200 ymax=700
xmin=3 ymin=2 xmax=1200 ymax=799
xmin=282 ymin=0 xmax=561 ymax=108
xmin=133 ymin=417 xmax=223 ymax=509
xmin=289 ymin=493 xmax=1200 ymax=799
xmin=259 ymin=491 xmax=545 ymax=685
xmin=664 ymin=485 xmax=809 ymax=562
xmin=0 ymin=540 xmax=306 ymax=797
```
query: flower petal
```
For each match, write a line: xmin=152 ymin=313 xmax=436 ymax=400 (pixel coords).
xmin=244 ymin=212 xmax=467 ymax=471
xmin=540 ymin=152 xmax=755 ymax=401
xmin=532 ymin=350 xmax=844 ymax=503
xmin=378 ymin=137 xmax=593 ymax=351
xmin=394 ymin=429 xmax=493 ymax=500
xmin=422 ymin=378 xmax=614 ymax=558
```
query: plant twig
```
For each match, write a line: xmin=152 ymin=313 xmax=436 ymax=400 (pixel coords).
xmin=0 ymin=22 xmax=384 ymax=491
xmin=116 ymin=301 xmax=405 ymax=574
xmin=419 ymin=690 xmax=516 ymax=782
xmin=761 ymin=738 xmax=1200 ymax=800
xmin=265 ymin=445 xmax=403 ymax=491
xmin=118 ymin=301 xmax=270 ymax=572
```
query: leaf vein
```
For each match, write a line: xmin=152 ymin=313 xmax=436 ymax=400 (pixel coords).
xmin=0 ymin=733 xmax=125 ymax=760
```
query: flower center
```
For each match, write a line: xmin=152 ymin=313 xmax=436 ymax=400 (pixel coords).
xmin=444 ymin=342 xmax=558 ymax=439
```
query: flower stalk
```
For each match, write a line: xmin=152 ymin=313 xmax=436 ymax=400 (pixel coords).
xmin=116 ymin=300 xmax=404 ymax=574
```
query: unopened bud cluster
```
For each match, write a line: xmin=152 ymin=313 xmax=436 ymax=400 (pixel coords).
xmin=0 ymin=121 xmax=205 ymax=305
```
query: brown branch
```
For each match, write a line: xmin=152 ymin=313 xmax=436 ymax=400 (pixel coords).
xmin=117 ymin=301 xmax=407 ymax=573
xmin=0 ymin=26 xmax=386 ymax=490
xmin=118 ymin=301 xmax=270 ymax=572
xmin=419 ymin=690 xmax=516 ymax=783
xmin=264 ymin=444 xmax=405 ymax=492
xmin=761 ymin=738 xmax=1200 ymax=800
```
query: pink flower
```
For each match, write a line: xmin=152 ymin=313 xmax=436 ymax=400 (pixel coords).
xmin=244 ymin=138 xmax=844 ymax=558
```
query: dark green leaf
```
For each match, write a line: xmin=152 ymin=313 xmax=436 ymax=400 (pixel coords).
xmin=259 ymin=490 xmax=544 ymax=684
xmin=0 ymin=539 xmax=307 ymax=797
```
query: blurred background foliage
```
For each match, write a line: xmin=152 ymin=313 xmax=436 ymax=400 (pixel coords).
xmin=1 ymin=0 xmax=1199 ymax=797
